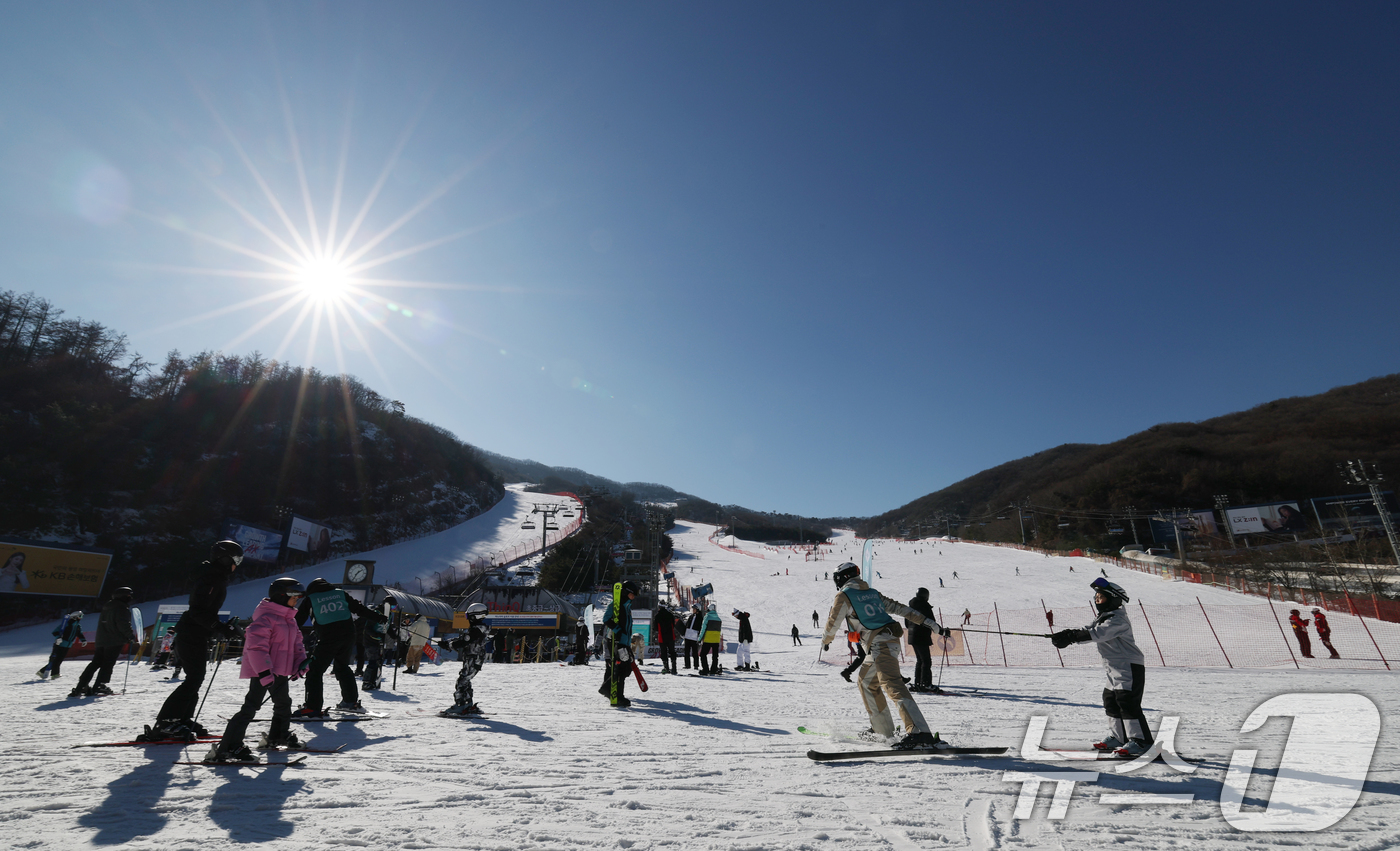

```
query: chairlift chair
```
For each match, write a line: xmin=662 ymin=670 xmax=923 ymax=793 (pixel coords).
xmin=522 ymin=520 xmax=536 ymax=530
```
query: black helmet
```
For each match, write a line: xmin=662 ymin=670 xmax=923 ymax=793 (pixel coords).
xmin=211 ymin=540 xmax=245 ymax=567
xmin=916 ymin=587 xmax=930 ymax=600
xmin=1090 ymin=577 xmax=1129 ymax=612
xmin=112 ymin=586 xmax=134 ymax=601
xmin=307 ymin=577 xmax=333 ymax=593
xmin=269 ymin=577 xmax=305 ymax=607
xmin=833 ymin=562 xmax=860 ymax=588
xmin=466 ymin=603 xmax=489 ymax=622
xmin=621 ymin=581 xmax=640 ymax=596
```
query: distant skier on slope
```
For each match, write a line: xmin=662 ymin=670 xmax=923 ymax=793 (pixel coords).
xmin=39 ymin=610 xmax=86 ymax=680
xmin=1311 ymin=608 xmax=1341 ymax=659
xmin=821 ymin=563 xmax=949 ymax=750
xmin=440 ymin=604 xmax=491 ymax=716
xmin=1050 ymin=578 xmax=1154 ymax=758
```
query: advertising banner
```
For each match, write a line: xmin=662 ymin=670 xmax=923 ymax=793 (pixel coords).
xmin=0 ymin=538 xmax=113 ymax=597
xmin=286 ymin=515 xmax=333 ymax=559
xmin=1310 ymin=492 xmax=1399 ymax=532
xmin=223 ymin=520 xmax=284 ymax=564
xmin=1225 ymin=502 xmax=1308 ymax=536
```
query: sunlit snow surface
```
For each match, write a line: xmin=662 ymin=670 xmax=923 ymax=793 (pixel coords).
xmin=2 ymin=517 xmax=1397 ymax=849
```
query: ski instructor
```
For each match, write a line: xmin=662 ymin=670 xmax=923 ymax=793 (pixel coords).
xmin=821 ymin=562 xmax=950 ymax=750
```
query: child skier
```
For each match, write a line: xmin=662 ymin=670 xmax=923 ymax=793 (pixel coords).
xmin=822 ymin=562 xmax=949 ymax=749
xmin=1050 ymin=577 xmax=1154 ymax=757
xmin=39 ymin=610 xmax=86 ymax=679
xmin=207 ymin=578 xmax=309 ymax=763
xmin=440 ymin=603 xmax=491 ymax=717
xmin=362 ymin=620 xmax=387 ymax=691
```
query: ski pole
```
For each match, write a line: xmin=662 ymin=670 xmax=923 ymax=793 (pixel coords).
xmin=194 ymin=640 xmax=226 ymax=723
xmin=955 ymin=628 xmax=1051 ymax=638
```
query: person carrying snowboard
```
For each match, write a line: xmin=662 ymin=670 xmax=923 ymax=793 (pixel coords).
xmin=1050 ymin=578 xmax=1154 ymax=758
xmin=39 ymin=609 xmax=86 ymax=679
xmin=206 ymin=578 xmax=309 ymax=763
xmin=440 ymin=603 xmax=491 ymax=716
xmin=598 ymin=581 xmax=639 ymax=707
xmin=71 ymin=587 xmax=135 ymax=698
xmin=821 ymin=563 xmax=948 ymax=749
xmin=294 ymin=578 xmax=388 ymax=716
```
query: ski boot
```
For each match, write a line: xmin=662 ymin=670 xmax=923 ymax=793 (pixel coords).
xmin=138 ymin=719 xmax=196 ymax=743
xmin=37 ymin=668 xmax=49 ymax=680
xmin=291 ymin=706 xmax=328 ymax=719
xmin=258 ymin=732 xmax=307 ymax=750
xmin=1113 ymin=738 xmax=1149 ymax=759
xmin=205 ymin=742 xmax=258 ymax=764
xmin=441 ymin=703 xmax=483 ymax=717
xmin=90 ymin=684 xmax=116 ymax=696
xmin=614 ymin=697 xmax=632 ymax=709
xmin=335 ymin=700 xmax=365 ymax=713
xmin=893 ymin=731 xmax=946 ymax=751
xmin=68 ymin=685 xmax=91 ymax=698
xmin=1092 ymin=735 xmax=1123 ymax=752
xmin=181 ymin=718 xmax=210 ymax=737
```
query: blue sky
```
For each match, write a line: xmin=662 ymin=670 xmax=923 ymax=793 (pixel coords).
xmin=2 ymin=3 xmax=1398 ymax=518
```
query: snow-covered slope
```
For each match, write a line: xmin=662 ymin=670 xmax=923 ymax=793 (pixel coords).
xmin=1 ymin=513 xmax=1396 ymax=850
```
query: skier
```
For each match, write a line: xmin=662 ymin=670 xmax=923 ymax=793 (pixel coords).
xmin=146 ymin=540 xmax=244 ymax=740
xmin=839 ymin=631 xmax=867 ymax=682
xmin=1050 ymin=578 xmax=1154 ymax=757
xmin=821 ymin=563 xmax=948 ymax=749
xmin=39 ymin=610 xmax=87 ymax=679
xmin=293 ymin=578 xmax=388 ymax=717
xmin=654 ymin=605 xmax=677 ymax=674
xmin=361 ymin=620 xmax=388 ymax=690
xmin=1287 ymin=609 xmax=1315 ymax=658
xmin=440 ymin=603 xmax=491 ymax=716
xmin=683 ymin=604 xmax=703 ymax=670
xmin=812 ymin=610 xmax=819 ymax=627
xmin=1311 ymin=608 xmax=1341 ymax=659
xmin=905 ymin=588 xmax=934 ymax=692
xmin=791 ymin=624 xmax=802 ymax=646
xmin=733 ymin=608 xmax=755 ymax=671
xmin=206 ymin=578 xmax=309 ymax=763
xmin=599 ymin=581 xmax=639 ymax=707
xmin=70 ymin=587 xmax=135 ymax=698
xmin=149 ymin=628 xmax=175 ymax=671
xmin=698 ymin=604 xmax=723 ymax=675
xmin=961 ymin=608 xmax=972 ymax=626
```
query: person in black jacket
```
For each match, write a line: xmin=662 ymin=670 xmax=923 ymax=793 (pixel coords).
xmin=683 ymin=604 xmax=703 ymax=670
xmin=906 ymin=587 xmax=935 ymax=692
xmin=733 ymin=609 xmax=756 ymax=670
xmin=143 ymin=541 xmax=244 ymax=739
xmin=654 ymin=606 xmax=678 ymax=674
xmin=293 ymin=578 xmax=387 ymax=716
xmin=71 ymin=588 xmax=136 ymax=697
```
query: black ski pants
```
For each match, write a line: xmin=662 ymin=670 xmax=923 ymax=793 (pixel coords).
xmin=221 ymin=675 xmax=292 ymax=748
xmin=45 ymin=644 xmax=71 ymax=677
xmin=658 ymin=636 xmax=677 ymax=672
xmin=304 ymin=632 xmax=359 ymax=710
xmin=598 ymin=654 xmax=629 ymax=703
xmin=700 ymin=642 xmax=719 ymax=673
xmin=158 ymin=630 xmax=211 ymax=722
xmin=683 ymin=639 xmax=699 ymax=668
xmin=912 ymin=644 xmax=933 ymax=687
xmin=77 ymin=644 xmax=122 ymax=688
xmin=1103 ymin=663 xmax=1153 ymax=744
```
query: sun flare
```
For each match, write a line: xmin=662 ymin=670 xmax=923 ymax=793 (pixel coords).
xmin=297 ymin=257 xmax=352 ymax=303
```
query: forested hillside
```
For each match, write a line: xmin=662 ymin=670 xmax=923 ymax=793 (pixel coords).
xmin=0 ymin=290 xmax=503 ymax=621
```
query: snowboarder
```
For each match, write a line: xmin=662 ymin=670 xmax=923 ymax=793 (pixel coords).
xmin=39 ymin=610 xmax=87 ymax=679
xmin=821 ymin=562 xmax=948 ymax=750
xmin=1050 ymin=578 xmax=1154 ymax=758
xmin=70 ymin=587 xmax=135 ymax=698
xmin=698 ymin=604 xmax=723 ymax=675
xmin=654 ymin=605 xmax=677 ymax=673
xmin=440 ymin=603 xmax=491 ymax=716
xmin=293 ymin=578 xmax=388 ymax=717
xmin=1288 ymin=609 xmax=1315 ymax=658
xmin=1311 ymin=608 xmax=1340 ymax=659
xmin=146 ymin=540 xmax=244 ymax=740
xmin=733 ymin=608 xmax=754 ymax=671
xmin=599 ymin=581 xmax=639 ymax=707
xmin=961 ymin=608 xmax=972 ymax=626
xmin=791 ymin=624 xmax=802 ymax=646
xmin=206 ymin=578 xmax=309 ymax=763
xmin=905 ymin=588 xmax=934 ymax=692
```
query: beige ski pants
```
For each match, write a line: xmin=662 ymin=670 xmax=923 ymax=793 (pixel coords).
xmin=858 ymin=630 xmax=929 ymax=737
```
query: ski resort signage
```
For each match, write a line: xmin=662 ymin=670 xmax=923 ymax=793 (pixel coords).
xmin=222 ymin=520 xmax=285 ymax=564
xmin=484 ymin=613 xmax=560 ymax=630
xmin=0 ymin=537 xmax=112 ymax=597
xmin=1225 ymin=501 xmax=1308 ymax=536
xmin=286 ymin=514 xmax=333 ymax=559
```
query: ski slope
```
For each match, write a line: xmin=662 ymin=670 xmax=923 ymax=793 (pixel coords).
xmin=1 ymin=516 xmax=1396 ymax=850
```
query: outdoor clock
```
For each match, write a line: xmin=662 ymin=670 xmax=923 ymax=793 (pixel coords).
xmin=344 ymin=561 xmax=374 ymax=584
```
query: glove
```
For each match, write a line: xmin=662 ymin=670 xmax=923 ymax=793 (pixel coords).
xmin=215 ymin=620 xmax=238 ymax=640
xmin=1051 ymin=629 xmax=1090 ymax=649
xmin=292 ymin=659 xmax=310 ymax=680
xmin=938 ymin=626 xmax=952 ymax=638
xmin=822 ymin=644 xmax=830 ymax=652
xmin=258 ymin=669 xmax=274 ymax=686
xmin=617 ymin=647 xmax=630 ymax=662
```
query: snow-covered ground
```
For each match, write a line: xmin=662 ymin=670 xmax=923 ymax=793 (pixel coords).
xmin=2 ymin=516 xmax=1396 ymax=850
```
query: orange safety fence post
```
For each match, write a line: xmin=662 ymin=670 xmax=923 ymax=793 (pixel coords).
xmin=1262 ymin=588 xmax=1299 ymax=670
xmin=1196 ymin=597 xmax=1234 ymax=668
xmin=1138 ymin=602 xmax=1167 ymax=667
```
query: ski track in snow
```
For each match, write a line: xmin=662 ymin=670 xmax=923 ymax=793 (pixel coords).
xmin=1 ymin=515 xmax=1397 ymax=849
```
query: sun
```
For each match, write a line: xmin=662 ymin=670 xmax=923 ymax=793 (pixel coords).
xmin=297 ymin=257 xmax=352 ymax=303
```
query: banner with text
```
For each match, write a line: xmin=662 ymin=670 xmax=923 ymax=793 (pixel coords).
xmin=0 ymin=538 xmax=114 ymax=597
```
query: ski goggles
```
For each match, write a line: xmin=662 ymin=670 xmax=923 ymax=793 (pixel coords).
xmin=232 ymin=555 xmax=244 ymax=566
xmin=1089 ymin=577 xmax=1112 ymax=592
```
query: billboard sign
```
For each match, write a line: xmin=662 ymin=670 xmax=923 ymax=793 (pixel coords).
xmin=223 ymin=520 xmax=285 ymax=564
xmin=1225 ymin=502 xmax=1308 ymax=536
xmin=1310 ymin=492 xmax=1399 ymax=532
xmin=0 ymin=538 xmax=114 ymax=597
xmin=286 ymin=515 xmax=333 ymax=559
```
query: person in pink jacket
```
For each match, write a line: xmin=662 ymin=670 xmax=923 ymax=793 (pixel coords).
xmin=207 ymin=579 xmax=309 ymax=763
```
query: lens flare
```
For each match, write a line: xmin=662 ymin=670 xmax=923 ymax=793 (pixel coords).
xmin=297 ymin=257 xmax=351 ymax=303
